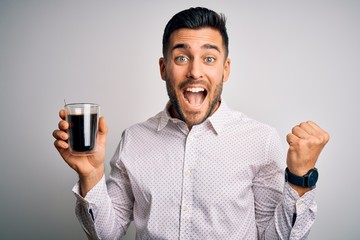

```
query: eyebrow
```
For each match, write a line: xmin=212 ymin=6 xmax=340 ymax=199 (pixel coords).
xmin=171 ymin=43 xmax=221 ymax=53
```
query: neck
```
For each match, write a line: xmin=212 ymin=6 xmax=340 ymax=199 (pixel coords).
xmin=167 ymin=100 xmax=222 ymax=130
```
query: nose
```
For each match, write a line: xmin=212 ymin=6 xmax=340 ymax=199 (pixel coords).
xmin=186 ymin=59 xmax=203 ymax=79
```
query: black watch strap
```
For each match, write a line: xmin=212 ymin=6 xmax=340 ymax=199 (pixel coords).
xmin=285 ymin=167 xmax=318 ymax=188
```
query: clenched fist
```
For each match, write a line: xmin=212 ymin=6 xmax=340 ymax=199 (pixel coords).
xmin=286 ymin=121 xmax=330 ymax=178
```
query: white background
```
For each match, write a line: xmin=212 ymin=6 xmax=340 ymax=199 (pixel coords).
xmin=0 ymin=0 xmax=359 ymax=239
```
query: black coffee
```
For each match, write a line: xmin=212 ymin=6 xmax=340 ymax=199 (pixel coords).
xmin=68 ymin=113 xmax=98 ymax=152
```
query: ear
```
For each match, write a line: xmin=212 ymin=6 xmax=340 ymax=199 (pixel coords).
xmin=159 ymin=57 xmax=167 ymax=81
xmin=223 ymin=58 xmax=231 ymax=83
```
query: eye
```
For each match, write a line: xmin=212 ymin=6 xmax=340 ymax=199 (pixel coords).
xmin=204 ymin=57 xmax=215 ymax=63
xmin=175 ymin=56 xmax=188 ymax=63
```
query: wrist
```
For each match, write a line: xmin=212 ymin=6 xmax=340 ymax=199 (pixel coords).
xmin=287 ymin=182 xmax=312 ymax=197
xmin=285 ymin=167 xmax=318 ymax=189
xmin=79 ymin=167 xmax=104 ymax=197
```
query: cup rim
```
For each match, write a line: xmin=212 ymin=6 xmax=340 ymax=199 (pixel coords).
xmin=64 ymin=103 xmax=99 ymax=107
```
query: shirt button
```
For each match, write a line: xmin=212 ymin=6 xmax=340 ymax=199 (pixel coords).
xmin=184 ymin=169 xmax=191 ymax=177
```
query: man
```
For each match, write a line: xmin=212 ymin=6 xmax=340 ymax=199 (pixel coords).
xmin=53 ymin=7 xmax=329 ymax=239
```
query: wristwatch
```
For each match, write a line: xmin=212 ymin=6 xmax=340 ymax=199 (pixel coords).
xmin=285 ymin=167 xmax=318 ymax=188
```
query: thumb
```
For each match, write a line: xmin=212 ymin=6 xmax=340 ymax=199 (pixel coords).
xmin=97 ymin=116 xmax=108 ymax=146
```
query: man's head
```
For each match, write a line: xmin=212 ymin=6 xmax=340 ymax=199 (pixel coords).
xmin=162 ymin=7 xmax=229 ymax=59
xmin=159 ymin=7 xmax=231 ymax=128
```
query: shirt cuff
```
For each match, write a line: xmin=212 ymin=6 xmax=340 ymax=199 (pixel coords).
xmin=72 ymin=175 xmax=108 ymax=207
xmin=284 ymin=182 xmax=317 ymax=215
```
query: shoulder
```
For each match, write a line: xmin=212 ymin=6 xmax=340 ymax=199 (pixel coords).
xmin=122 ymin=111 xmax=163 ymax=138
xmin=224 ymin=107 xmax=277 ymax=136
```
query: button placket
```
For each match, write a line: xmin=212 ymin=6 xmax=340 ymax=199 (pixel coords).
xmin=179 ymin=132 xmax=196 ymax=239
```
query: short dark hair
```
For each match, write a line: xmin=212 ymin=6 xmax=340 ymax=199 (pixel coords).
xmin=162 ymin=7 xmax=229 ymax=58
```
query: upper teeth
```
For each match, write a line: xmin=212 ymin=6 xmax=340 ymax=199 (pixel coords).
xmin=186 ymin=87 xmax=204 ymax=92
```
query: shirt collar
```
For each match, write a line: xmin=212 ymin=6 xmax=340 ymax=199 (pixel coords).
xmin=207 ymin=100 xmax=232 ymax=134
xmin=157 ymin=100 xmax=232 ymax=135
xmin=157 ymin=101 xmax=175 ymax=132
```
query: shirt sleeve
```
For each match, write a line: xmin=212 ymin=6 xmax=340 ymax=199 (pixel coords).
xmin=72 ymin=131 xmax=134 ymax=239
xmin=72 ymin=175 xmax=110 ymax=239
xmin=273 ymin=183 xmax=317 ymax=239
xmin=254 ymin=129 xmax=317 ymax=240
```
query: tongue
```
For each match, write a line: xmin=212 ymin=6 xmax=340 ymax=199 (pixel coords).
xmin=184 ymin=91 xmax=204 ymax=106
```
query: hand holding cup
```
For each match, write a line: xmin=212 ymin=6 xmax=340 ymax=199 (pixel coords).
xmin=53 ymin=103 xmax=108 ymax=196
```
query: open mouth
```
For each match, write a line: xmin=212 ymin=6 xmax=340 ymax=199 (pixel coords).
xmin=183 ymin=87 xmax=207 ymax=108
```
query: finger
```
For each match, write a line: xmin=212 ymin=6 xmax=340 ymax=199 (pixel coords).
xmin=97 ymin=116 xmax=108 ymax=146
xmin=307 ymin=121 xmax=329 ymax=135
xmin=307 ymin=121 xmax=330 ymax=143
xmin=59 ymin=109 xmax=66 ymax=120
xmin=52 ymin=129 xmax=68 ymax=140
xmin=306 ymin=121 xmax=322 ymax=131
xmin=53 ymin=138 xmax=69 ymax=150
xmin=58 ymin=120 xmax=69 ymax=131
xmin=299 ymin=121 xmax=317 ymax=136
xmin=286 ymin=133 xmax=299 ymax=145
xmin=98 ymin=116 xmax=108 ymax=135
xmin=292 ymin=125 xmax=309 ymax=139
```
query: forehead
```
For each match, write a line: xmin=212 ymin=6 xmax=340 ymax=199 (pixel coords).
xmin=169 ymin=27 xmax=224 ymax=53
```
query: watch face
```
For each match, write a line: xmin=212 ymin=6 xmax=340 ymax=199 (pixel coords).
xmin=307 ymin=169 xmax=319 ymax=187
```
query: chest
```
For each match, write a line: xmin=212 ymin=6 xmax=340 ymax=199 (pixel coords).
xmin=122 ymin=128 xmax=269 ymax=206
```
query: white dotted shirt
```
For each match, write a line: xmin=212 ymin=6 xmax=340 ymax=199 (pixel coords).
xmin=73 ymin=101 xmax=317 ymax=239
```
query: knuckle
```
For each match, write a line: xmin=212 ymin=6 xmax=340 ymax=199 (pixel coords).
xmin=319 ymin=132 xmax=330 ymax=144
xmin=59 ymin=109 xmax=66 ymax=119
xmin=61 ymin=131 xmax=68 ymax=140
xmin=54 ymin=139 xmax=61 ymax=148
xmin=53 ymin=130 xmax=61 ymax=139
xmin=297 ymin=139 xmax=307 ymax=148
xmin=292 ymin=126 xmax=298 ymax=133
xmin=53 ymin=129 xmax=68 ymax=140
xmin=289 ymin=139 xmax=302 ymax=149
xmin=58 ymin=120 xmax=69 ymax=130
xmin=52 ymin=130 xmax=58 ymax=138
xmin=324 ymin=131 xmax=330 ymax=142
xmin=308 ymin=136 xmax=319 ymax=145
xmin=55 ymin=139 xmax=68 ymax=149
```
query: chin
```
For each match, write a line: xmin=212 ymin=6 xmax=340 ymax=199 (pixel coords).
xmin=182 ymin=108 xmax=210 ymax=126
